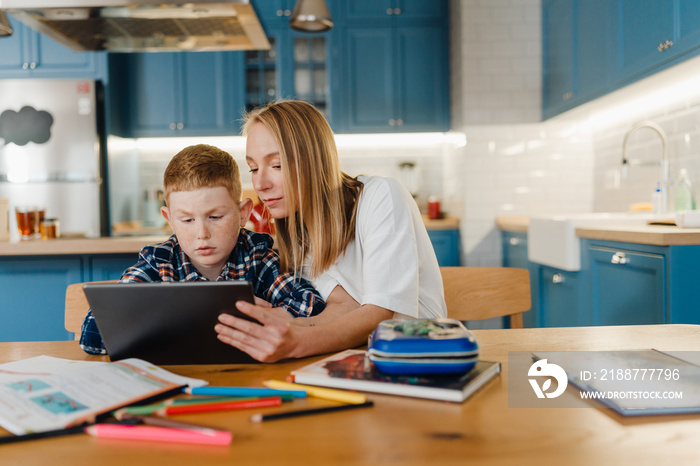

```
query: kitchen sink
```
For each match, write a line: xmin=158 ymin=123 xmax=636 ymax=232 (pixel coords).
xmin=528 ymin=212 xmax=654 ymax=271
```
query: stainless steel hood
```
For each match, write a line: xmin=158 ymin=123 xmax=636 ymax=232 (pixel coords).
xmin=0 ymin=0 xmax=270 ymax=52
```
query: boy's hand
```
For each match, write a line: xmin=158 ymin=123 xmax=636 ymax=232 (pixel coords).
xmin=215 ymin=301 xmax=299 ymax=363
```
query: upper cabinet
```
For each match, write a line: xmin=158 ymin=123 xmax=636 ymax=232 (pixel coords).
xmin=543 ymin=0 xmax=700 ymax=119
xmin=335 ymin=0 xmax=450 ymax=133
xmin=0 ymin=15 xmax=106 ymax=80
xmin=542 ymin=0 xmax=616 ymax=119
xmin=107 ymin=0 xmax=449 ymax=137
xmin=108 ymin=52 xmax=244 ymax=138
xmin=247 ymin=0 xmax=336 ymax=125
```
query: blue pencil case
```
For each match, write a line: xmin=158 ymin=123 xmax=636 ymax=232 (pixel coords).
xmin=367 ymin=318 xmax=479 ymax=375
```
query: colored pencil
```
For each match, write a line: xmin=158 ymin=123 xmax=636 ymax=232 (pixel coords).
xmin=85 ymin=424 xmax=232 ymax=446
xmin=264 ymin=379 xmax=367 ymax=404
xmin=184 ymin=386 xmax=306 ymax=398
xmin=113 ymin=413 xmax=224 ymax=435
xmin=0 ymin=424 xmax=88 ymax=445
xmin=250 ymin=401 xmax=375 ymax=423
xmin=155 ymin=397 xmax=282 ymax=415
xmin=112 ymin=396 xmax=271 ymax=417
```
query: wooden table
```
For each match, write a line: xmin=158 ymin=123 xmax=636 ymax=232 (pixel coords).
xmin=3 ymin=325 xmax=700 ymax=465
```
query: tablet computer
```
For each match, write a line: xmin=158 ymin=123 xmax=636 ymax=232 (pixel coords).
xmin=84 ymin=281 xmax=259 ymax=365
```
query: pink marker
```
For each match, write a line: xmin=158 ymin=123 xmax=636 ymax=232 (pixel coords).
xmin=85 ymin=424 xmax=232 ymax=446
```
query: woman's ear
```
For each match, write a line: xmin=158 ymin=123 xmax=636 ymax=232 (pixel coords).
xmin=239 ymin=197 xmax=254 ymax=226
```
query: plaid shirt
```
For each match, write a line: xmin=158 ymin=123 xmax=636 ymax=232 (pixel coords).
xmin=79 ymin=229 xmax=325 ymax=355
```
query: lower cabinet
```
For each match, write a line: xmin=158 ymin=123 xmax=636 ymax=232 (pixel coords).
xmin=0 ymin=253 xmax=137 ymax=342
xmin=531 ymin=265 xmax=584 ymax=328
xmin=427 ymin=229 xmax=460 ymax=266
xmin=587 ymin=244 xmax=666 ymax=325
xmin=502 ymin=232 xmax=700 ymax=328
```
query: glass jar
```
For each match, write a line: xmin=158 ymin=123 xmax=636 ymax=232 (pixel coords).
xmin=40 ymin=218 xmax=60 ymax=240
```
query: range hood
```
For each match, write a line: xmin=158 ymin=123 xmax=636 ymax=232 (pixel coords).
xmin=0 ymin=0 xmax=270 ymax=52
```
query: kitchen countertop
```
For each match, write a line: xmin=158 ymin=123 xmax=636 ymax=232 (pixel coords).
xmin=575 ymin=224 xmax=700 ymax=246
xmin=1 ymin=216 xmax=461 ymax=256
xmin=0 ymin=235 xmax=169 ymax=256
xmin=496 ymin=215 xmax=700 ymax=246
xmin=495 ymin=215 xmax=529 ymax=232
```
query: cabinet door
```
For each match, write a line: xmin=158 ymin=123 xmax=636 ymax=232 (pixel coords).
xmin=342 ymin=27 xmax=395 ymax=132
xmin=534 ymin=266 xmax=584 ymax=327
xmin=617 ymin=0 xmax=674 ymax=82
xmin=0 ymin=16 xmax=31 ymax=77
xmin=180 ymin=52 xmax=231 ymax=135
xmin=589 ymin=246 xmax=666 ymax=325
xmin=427 ymin=229 xmax=460 ymax=267
xmin=122 ymin=53 xmax=180 ymax=136
xmin=576 ymin=0 xmax=616 ymax=100
xmin=396 ymin=24 xmax=449 ymax=131
xmin=33 ymin=30 xmax=98 ymax=78
xmin=252 ymin=0 xmax=294 ymax=27
xmin=542 ymin=0 xmax=575 ymax=117
xmin=502 ymin=231 xmax=529 ymax=269
xmin=0 ymin=257 xmax=83 ymax=342
xmin=90 ymin=255 xmax=138 ymax=281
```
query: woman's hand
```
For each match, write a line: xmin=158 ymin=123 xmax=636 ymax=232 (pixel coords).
xmin=215 ymin=300 xmax=300 ymax=363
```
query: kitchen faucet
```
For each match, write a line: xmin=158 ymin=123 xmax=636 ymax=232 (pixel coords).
xmin=621 ymin=120 xmax=669 ymax=215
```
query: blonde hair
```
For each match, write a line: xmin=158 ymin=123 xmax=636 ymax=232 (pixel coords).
xmin=242 ymin=100 xmax=363 ymax=276
xmin=163 ymin=144 xmax=242 ymax=205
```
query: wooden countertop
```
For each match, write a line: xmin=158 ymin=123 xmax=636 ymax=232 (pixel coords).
xmin=0 ymin=235 xmax=169 ymax=256
xmin=576 ymin=224 xmax=700 ymax=246
xmin=422 ymin=215 xmax=460 ymax=230
xmin=495 ymin=215 xmax=529 ymax=232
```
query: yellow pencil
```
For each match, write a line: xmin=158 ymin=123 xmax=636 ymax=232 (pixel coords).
xmin=264 ymin=380 xmax=367 ymax=404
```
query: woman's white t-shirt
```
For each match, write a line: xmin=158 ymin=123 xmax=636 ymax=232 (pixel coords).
xmin=306 ymin=175 xmax=447 ymax=319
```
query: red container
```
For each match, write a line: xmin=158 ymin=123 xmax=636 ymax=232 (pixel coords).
xmin=428 ymin=196 xmax=441 ymax=220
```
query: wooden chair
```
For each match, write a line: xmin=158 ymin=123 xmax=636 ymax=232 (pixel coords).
xmin=440 ymin=267 xmax=531 ymax=329
xmin=65 ymin=280 xmax=118 ymax=340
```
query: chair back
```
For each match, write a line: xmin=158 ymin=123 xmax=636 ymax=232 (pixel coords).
xmin=440 ymin=267 xmax=531 ymax=328
xmin=65 ymin=280 xmax=118 ymax=340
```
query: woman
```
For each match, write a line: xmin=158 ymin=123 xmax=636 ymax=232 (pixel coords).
xmin=215 ymin=100 xmax=447 ymax=362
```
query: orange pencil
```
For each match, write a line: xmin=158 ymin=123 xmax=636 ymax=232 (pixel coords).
xmin=155 ymin=397 xmax=282 ymax=415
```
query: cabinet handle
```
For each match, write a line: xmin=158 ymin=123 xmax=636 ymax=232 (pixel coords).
xmin=386 ymin=8 xmax=393 ymax=15
xmin=552 ymin=273 xmax=564 ymax=284
xmin=396 ymin=118 xmax=404 ymax=126
xmin=611 ymin=252 xmax=629 ymax=265
xmin=22 ymin=62 xmax=29 ymax=69
xmin=657 ymin=39 xmax=674 ymax=52
xmin=562 ymin=91 xmax=574 ymax=100
xmin=389 ymin=119 xmax=396 ymax=126
xmin=176 ymin=122 xmax=184 ymax=130
xmin=509 ymin=237 xmax=520 ymax=246
xmin=29 ymin=62 xmax=36 ymax=69
xmin=277 ymin=9 xmax=291 ymax=17
xmin=393 ymin=8 xmax=402 ymax=14
xmin=169 ymin=123 xmax=176 ymax=130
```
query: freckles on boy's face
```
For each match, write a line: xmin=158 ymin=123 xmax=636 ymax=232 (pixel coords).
xmin=162 ymin=187 xmax=245 ymax=278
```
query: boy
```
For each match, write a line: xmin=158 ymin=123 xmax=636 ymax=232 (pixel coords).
xmin=79 ymin=144 xmax=325 ymax=355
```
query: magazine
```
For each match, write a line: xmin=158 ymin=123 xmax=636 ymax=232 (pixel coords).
xmin=0 ymin=356 xmax=207 ymax=435
xmin=291 ymin=349 xmax=500 ymax=403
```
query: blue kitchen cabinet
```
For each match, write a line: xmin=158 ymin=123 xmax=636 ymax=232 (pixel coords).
xmin=427 ymin=229 xmax=460 ymax=267
xmin=0 ymin=256 xmax=84 ymax=342
xmin=342 ymin=0 xmax=446 ymax=23
xmin=543 ymin=0 xmax=700 ymax=118
xmin=587 ymin=244 xmax=666 ymax=325
xmin=247 ymin=0 xmax=338 ymax=125
xmin=583 ymin=239 xmax=700 ymax=326
xmin=338 ymin=19 xmax=449 ymax=133
xmin=501 ymin=231 xmax=528 ymax=269
xmin=542 ymin=0 xmax=616 ymax=119
xmin=108 ymin=51 xmax=245 ymax=137
xmin=90 ymin=254 xmax=139 ymax=281
xmin=530 ymin=264 xmax=585 ymax=328
xmin=0 ymin=14 xmax=105 ymax=80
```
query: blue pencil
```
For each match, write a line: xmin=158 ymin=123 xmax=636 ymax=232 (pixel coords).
xmin=184 ymin=386 xmax=307 ymax=398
